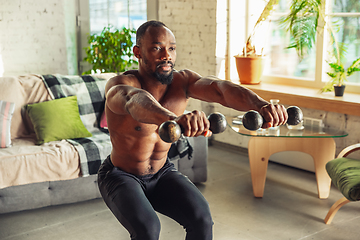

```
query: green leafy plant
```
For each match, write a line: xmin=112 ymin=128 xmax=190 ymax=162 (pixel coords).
xmin=281 ymin=0 xmax=323 ymax=60
xmin=322 ymin=57 xmax=360 ymax=92
xmin=83 ymin=25 xmax=138 ymax=74
xmin=281 ymin=0 xmax=359 ymax=93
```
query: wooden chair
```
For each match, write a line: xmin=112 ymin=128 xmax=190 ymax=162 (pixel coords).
xmin=324 ymin=143 xmax=360 ymax=224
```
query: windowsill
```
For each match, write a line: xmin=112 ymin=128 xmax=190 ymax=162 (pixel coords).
xmin=236 ymin=81 xmax=360 ymax=117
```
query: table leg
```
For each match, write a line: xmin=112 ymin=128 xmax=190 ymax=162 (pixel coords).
xmin=248 ymin=138 xmax=269 ymax=198
xmin=247 ymin=137 xmax=336 ymax=198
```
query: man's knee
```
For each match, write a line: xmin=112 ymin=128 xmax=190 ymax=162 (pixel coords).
xmin=195 ymin=210 xmax=213 ymax=229
xmin=131 ymin=217 xmax=161 ymax=240
xmin=186 ymin=206 xmax=213 ymax=234
xmin=185 ymin=217 xmax=213 ymax=240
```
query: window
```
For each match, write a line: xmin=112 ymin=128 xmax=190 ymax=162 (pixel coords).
xmin=78 ymin=0 xmax=148 ymax=73
xmin=329 ymin=0 xmax=360 ymax=84
xmin=89 ymin=0 xmax=147 ymax=34
xmin=265 ymin=0 xmax=316 ymax=80
xmin=218 ymin=0 xmax=360 ymax=93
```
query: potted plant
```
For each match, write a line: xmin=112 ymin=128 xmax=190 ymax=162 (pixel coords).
xmin=282 ymin=0 xmax=359 ymax=96
xmin=234 ymin=0 xmax=279 ymax=84
xmin=322 ymin=58 xmax=360 ymax=96
xmin=83 ymin=25 xmax=138 ymax=74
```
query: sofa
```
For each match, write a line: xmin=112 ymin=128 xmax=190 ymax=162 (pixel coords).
xmin=0 ymin=73 xmax=208 ymax=214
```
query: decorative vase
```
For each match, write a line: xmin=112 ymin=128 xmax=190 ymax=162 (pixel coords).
xmin=334 ymin=85 xmax=345 ymax=97
xmin=234 ymin=56 xmax=265 ymax=85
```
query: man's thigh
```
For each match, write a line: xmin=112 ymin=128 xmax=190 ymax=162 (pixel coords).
xmin=149 ymin=170 xmax=211 ymax=226
xmin=99 ymin=167 xmax=160 ymax=234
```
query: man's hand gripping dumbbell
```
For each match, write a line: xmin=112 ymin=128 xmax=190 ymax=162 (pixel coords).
xmin=242 ymin=106 xmax=303 ymax=131
xmin=158 ymin=111 xmax=227 ymax=143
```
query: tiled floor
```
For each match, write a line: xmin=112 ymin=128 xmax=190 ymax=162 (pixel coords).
xmin=1 ymin=145 xmax=359 ymax=240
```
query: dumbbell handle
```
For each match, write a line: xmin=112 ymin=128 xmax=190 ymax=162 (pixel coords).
xmin=242 ymin=106 xmax=303 ymax=131
xmin=159 ymin=112 xmax=227 ymax=143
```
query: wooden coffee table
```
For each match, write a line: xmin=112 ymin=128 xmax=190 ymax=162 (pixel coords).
xmin=226 ymin=116 xmax=348 ymax=199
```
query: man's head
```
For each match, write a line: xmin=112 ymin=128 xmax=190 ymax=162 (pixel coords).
xmin=136 ymin=20 xmax=167 ymax=46
xmin=134 ymin=21 xmax=176 ymax=85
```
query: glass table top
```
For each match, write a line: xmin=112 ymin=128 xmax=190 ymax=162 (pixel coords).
xmin=226 ymin=116 xmax=348 ymax=138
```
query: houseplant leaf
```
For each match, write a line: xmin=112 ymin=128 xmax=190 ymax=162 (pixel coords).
xmin=83 ymin=25 xmax=138 ymax=74
xmin=281 ymin=0 xmax=321 ymax=60
xmin=347 ymin=57 xmax=360 ymax=76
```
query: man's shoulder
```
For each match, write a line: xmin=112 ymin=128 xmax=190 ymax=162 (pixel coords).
xmin=173 ymin=69 xmax=201 ymax=82
xmin=170 ymin=69 xmax=202 ymax=98
xmin=172 ymin=70 xmax=190 ymax=86
xmin=113 ymin=70 xmax=140 ymax=82
xmin=122 ymin=69 xmax=139 ymax=76
xmin=174 ymin=69 xmax=195 ymax=76
xmin=106 ymin=70 xmax=141 ymax=90
xmin=115 ymin=70 xmax=139 ymax=80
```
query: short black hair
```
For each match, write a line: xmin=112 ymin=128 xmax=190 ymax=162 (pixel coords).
xmin=136 ymin=20 xmax=167 ymax=45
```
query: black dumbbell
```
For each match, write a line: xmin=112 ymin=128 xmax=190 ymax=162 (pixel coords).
xmin=159 ymin=112 xmax=227 ymax=143
xmin=242 ymin=106 xmax=303 ymax=131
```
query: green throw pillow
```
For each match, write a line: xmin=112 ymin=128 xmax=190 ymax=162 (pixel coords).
xmin=26 ymin=96 xmax=92 ymax=145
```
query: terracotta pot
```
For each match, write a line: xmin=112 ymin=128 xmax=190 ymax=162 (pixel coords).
xmin=234 ymin=56 xmax=265 ymax=84
xmin=334 ymin=85 xmax=345 ymax=97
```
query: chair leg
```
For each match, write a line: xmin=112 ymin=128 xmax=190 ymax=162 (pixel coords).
xmin=324 ymin=196 xmax=351 ymax=224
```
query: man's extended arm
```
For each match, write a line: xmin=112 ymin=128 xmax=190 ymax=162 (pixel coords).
xmin=188 ymin=75 xmax=268 ymax=111
xmin=105 ymin=75 xmax=177 ymax=126
xmin=185 ymin=70 xmax=287 ymax=127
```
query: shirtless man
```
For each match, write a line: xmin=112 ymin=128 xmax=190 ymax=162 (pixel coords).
xmin=97 ymin=20 xmax=288 ymax=240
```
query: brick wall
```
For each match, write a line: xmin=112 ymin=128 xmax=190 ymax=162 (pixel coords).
xmin=158 ymin=0 xmax=217 ymax=77
xmin=0 ymin=0 xmax=76 ymax=76
xmin=0 ymin=0 xmax=216 ymax=78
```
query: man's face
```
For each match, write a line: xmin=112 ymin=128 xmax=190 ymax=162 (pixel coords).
xmin=137 ymin=26 xmax=176 ymax=84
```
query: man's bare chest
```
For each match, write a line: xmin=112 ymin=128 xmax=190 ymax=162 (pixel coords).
xmin=158 ymin=87 xmax=189 ymax=115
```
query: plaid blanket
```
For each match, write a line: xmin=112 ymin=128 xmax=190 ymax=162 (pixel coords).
xmin=42 ymin=74 xmax=112 ymax=176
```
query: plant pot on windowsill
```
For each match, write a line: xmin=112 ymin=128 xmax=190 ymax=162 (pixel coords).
xmin=334 ymin=85 xmax=346 ymax=97
xmin=322 ymin=58 xmax=360 ymax=97
xmin=234 ymin=55 xmax=266 ymax=85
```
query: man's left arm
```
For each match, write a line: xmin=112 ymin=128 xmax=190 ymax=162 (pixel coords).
xmin=184 ymin=70 xmax=287 ymax=128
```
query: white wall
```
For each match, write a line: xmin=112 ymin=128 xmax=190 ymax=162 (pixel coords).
xmin=0 ymin=0 xmax=216 ymax=77
xmin=0 ymin=0 xmax=77 ymax=77
xmin=158 ymin=0 xmax=217 ymax=77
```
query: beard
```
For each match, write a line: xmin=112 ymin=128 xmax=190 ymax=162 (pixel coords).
xmin=153 ymin=61 xmax=175 ymax=85
xmin=142 ymin=55 xmax=175 ymax=85
xmin=143 ymin=57 xmax=175 ymax=85
xmin=153 ymin=69 xmax=174 ymax=85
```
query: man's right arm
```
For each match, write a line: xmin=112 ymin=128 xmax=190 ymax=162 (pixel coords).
xmin=105 ymin=75 xmax=177 ymax=126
